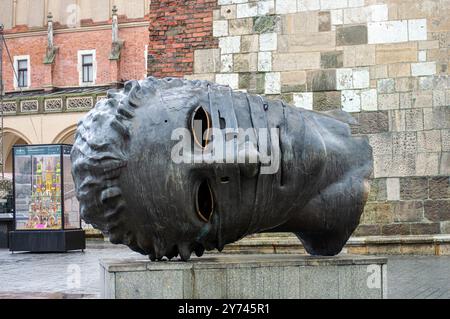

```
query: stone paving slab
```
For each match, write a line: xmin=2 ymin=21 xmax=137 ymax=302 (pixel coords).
xmin=0 ymin=241 xmax=141 ymax=297
xmin=387 ymin=255 xmax=450 ymax=299
xmin=0 ymin=292 xmax=95 ymax=299
xmin=0 ymin=241 xmax=449 ymax=299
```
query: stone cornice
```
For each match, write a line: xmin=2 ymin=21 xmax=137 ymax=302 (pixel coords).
xmin=4 ymin=21 xmax=149 ymax=39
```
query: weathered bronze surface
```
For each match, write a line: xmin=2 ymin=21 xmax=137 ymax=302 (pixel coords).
xmin=71 ymin=77 xmax=373 ymax=261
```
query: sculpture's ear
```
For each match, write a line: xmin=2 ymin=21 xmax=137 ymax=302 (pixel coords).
xmin=322 ymin=109 xmax=359 ymax=125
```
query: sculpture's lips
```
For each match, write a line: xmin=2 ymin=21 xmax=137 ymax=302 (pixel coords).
xmin=71 ymin=77 xmax=374 ymax=261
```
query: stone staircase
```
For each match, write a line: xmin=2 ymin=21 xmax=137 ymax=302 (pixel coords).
xmin=221 ymin=233 xmax=450 ymax=256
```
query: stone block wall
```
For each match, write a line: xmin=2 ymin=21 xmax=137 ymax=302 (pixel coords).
xmin=183 ymin=0 xmax=450 ymax=237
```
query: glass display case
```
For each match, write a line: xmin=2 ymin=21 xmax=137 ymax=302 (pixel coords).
xmin=10 ymin=144 xmax=85 ymax=253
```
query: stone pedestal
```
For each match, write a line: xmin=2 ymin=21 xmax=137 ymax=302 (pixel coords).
xmin=100 ymin=254 xmax=387 ymax=299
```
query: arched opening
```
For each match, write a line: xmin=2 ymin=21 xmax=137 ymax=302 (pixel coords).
xmin=2 ymin=131 xmax=31 ymax=179
xmin=52 ymin=125 xmax=77 ymax=145
xmin=59 ymin=133 xmax=75 ymax=144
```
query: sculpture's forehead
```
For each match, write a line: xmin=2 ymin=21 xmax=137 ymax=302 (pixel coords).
xmin=159 ymin=86 xmax=205 ymax=111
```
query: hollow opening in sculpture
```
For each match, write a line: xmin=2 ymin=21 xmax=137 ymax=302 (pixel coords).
xmin=191 ymin=105 xmax=211 ymax=149
xmin=196 ymin=180 xmax=214 ymax=223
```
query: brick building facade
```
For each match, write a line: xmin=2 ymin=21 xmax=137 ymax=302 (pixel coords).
xmin=147 ymin=0 xmax=218 ymax=78
xmin=0 ymin=0 xmax=149 ymax=177
xmin=147 ymin=0 xmax=449 ymax=250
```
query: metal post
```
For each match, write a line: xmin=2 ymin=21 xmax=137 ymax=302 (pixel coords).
xmin=0 ymin=24 xmax=4 ymax=180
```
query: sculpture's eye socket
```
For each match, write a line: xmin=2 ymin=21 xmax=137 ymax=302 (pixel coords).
xmin=191 ymin=105 xmax=211 ymax=149
xmin=196 ymin=180 xmax=214 ymax=223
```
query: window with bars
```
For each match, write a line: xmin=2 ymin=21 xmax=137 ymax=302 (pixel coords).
xmin=17 ymin=59 xmax=28 ymax=88
xmin=82 ymin=54 xmax=94 ymax=83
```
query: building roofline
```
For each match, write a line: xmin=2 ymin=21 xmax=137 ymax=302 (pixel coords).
xmin=2 ymin=84 xmax=122 ymax=99
xmin=4 ymin=21 xmax=149 ymax=39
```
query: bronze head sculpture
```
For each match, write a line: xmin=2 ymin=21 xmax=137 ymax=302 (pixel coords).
xmin=71 ymin=77 xmax=373 ymax=261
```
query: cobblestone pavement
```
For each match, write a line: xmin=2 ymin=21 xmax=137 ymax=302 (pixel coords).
xmin=0 ymin=241 xmax=140 ymax=298
xmin=387 ymin=255 xmax=450 ymax=299
xmin=0 ymin=241 xmax=449 ymax=299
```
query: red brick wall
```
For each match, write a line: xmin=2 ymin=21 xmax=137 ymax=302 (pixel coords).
xmin=1 ymin=36 xmax=47 ymax=91
xmin=52 ymin=29 xmax=113 ymax=87
xmin=148 ymin=0 xmax=218 ymax=78
xmin=119 ymin=27 xmax=149 ymax=81
xmin=2 ymin=25 xmax=148 ymax=91
xmin=52 ymin=26 xmax=149 ymax=87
